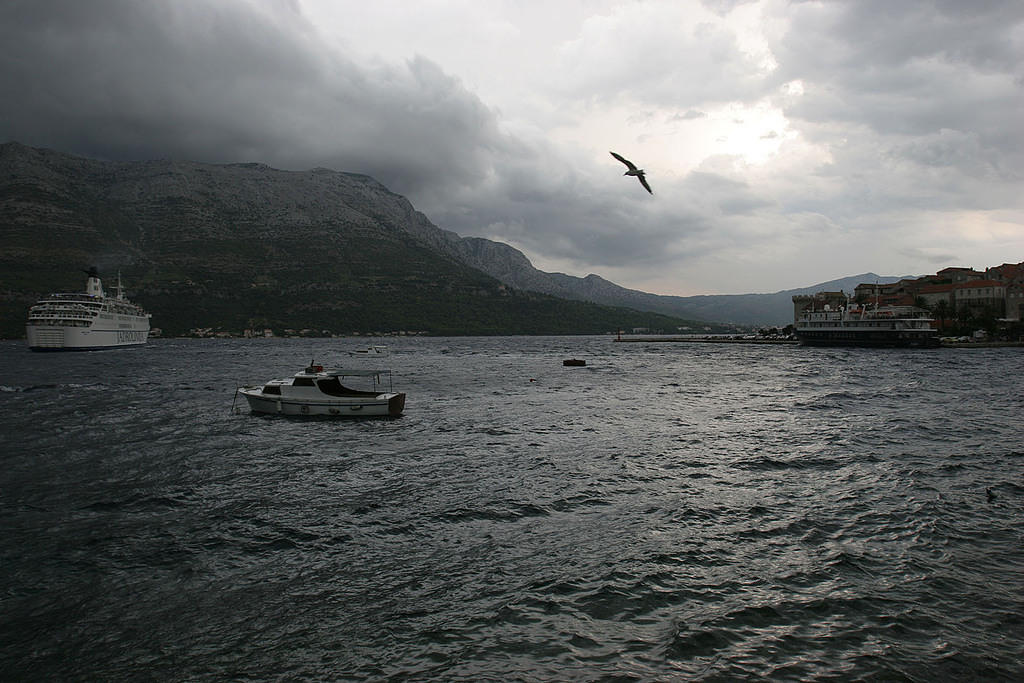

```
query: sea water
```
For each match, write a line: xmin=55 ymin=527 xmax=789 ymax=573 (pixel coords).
xmin=1 ymin=337 xmax=1022 ymax=680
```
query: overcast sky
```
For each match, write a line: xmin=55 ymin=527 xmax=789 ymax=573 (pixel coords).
xmin=2 ymin=0 xmax=1022 ymax=295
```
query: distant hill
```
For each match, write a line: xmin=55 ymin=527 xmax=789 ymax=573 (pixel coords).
xmin=342 ymin=177 xmax=910 ymax=325
xmin=0 ymin=142 xmax=913 ymax=337
xmin=447 ymin=253 xmax=910 ymax=325
xmin=586 ymin=272 xmax=913 ymax=326
xmin=0 ymin=142 xmax=731 ymax=338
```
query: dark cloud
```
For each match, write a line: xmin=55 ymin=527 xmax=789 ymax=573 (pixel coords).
xmin=1 ymin=1 xmax=317 ymax=157
xmin=771 ymin=0 xmax=1024 ymax=163
xmin=0 ymin=0 xmax=516 ymax=201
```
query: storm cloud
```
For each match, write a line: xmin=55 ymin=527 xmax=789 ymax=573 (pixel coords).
xmin=2 ymin=0 xmax=1022 ymax=295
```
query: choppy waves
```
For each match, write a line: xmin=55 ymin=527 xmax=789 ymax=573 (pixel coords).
xmin=1 ymin=338 xmax=1022 ymax=680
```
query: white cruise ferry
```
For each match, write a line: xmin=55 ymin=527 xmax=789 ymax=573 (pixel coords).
xmin=795 ymin=303 xmax=940 ymax=348
xmin=26 ymin=268 xmax=152 ymax=351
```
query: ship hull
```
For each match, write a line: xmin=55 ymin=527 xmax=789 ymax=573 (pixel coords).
xmin=238 ymin=389 xmax=406 ymax=417
xmin=26 ymin=324 xmax=150 ymax=351
xmin=796 ymin=329 xmax=940 ymax=348
xmin=794 ymin=303 xmax=940 ymax=349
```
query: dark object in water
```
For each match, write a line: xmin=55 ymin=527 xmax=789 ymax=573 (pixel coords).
xmin=563 ymin=359 xmax=586 ymax=367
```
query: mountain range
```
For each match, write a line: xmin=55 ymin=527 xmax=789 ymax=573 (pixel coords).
xmin=0 ymin=142 xmax=901 ymax=338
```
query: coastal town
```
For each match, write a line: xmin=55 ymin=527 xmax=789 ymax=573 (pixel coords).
xmin=794 ymin=262 xmax=1024 ymax=339
xmin=617 ymin=261 xmax=1024 ymax=346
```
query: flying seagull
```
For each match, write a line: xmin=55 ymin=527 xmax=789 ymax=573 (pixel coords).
xmin=610 ymin=151 xmax=653 ymax=194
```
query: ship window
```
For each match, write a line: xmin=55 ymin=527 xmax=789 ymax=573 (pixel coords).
xmin=263 ymin=385 xmax=281 ymax=395
xmin=294 ymin=377 xmax=315 ymax=386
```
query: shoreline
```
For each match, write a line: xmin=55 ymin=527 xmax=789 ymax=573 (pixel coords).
xmin=615 ymin=336 xmax=1024 ymax=348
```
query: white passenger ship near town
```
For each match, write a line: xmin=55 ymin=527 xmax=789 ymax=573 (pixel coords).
xmin=795 ymin=303 xmax=940 ymax=348
xmin=26 ymin=268 xmax=152 ymax=351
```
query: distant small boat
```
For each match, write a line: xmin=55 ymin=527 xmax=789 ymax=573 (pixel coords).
xmin=237 ymin=363 xmax=405 ymax=417
xmin=349 ymin=344 xmax=388 ymax=356
xmin=563 ymin=359 xmax=586 ymax=367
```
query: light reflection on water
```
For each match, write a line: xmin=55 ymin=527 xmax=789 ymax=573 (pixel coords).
xmin=1 ymin=337 xmax=1022 ymax=680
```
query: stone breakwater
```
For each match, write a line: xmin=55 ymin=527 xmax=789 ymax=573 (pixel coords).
xmin=615 ymin=336 xmax=798 ymax=344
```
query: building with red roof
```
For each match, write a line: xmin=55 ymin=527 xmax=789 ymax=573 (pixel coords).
xmin=802 ymin=262 xmax=1024 ymax=323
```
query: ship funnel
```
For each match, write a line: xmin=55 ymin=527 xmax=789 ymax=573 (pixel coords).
xmin=84 ymin=266 xmax=104 ymax=297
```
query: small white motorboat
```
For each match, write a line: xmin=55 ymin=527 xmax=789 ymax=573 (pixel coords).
xmin=237 ymin=363 xmax=406 ymax=417
xmin=348 ymin=344 xmax=388 ymax=356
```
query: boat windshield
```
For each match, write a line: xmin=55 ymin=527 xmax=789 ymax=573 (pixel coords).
xmin=316 ymin=376 xmax=379 ymax=397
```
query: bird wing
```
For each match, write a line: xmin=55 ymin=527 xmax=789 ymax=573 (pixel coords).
xmin=637 ymin=173 xmax=653 ymax=194
xmin=609 ymin=151 xmax=637 ymax=171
